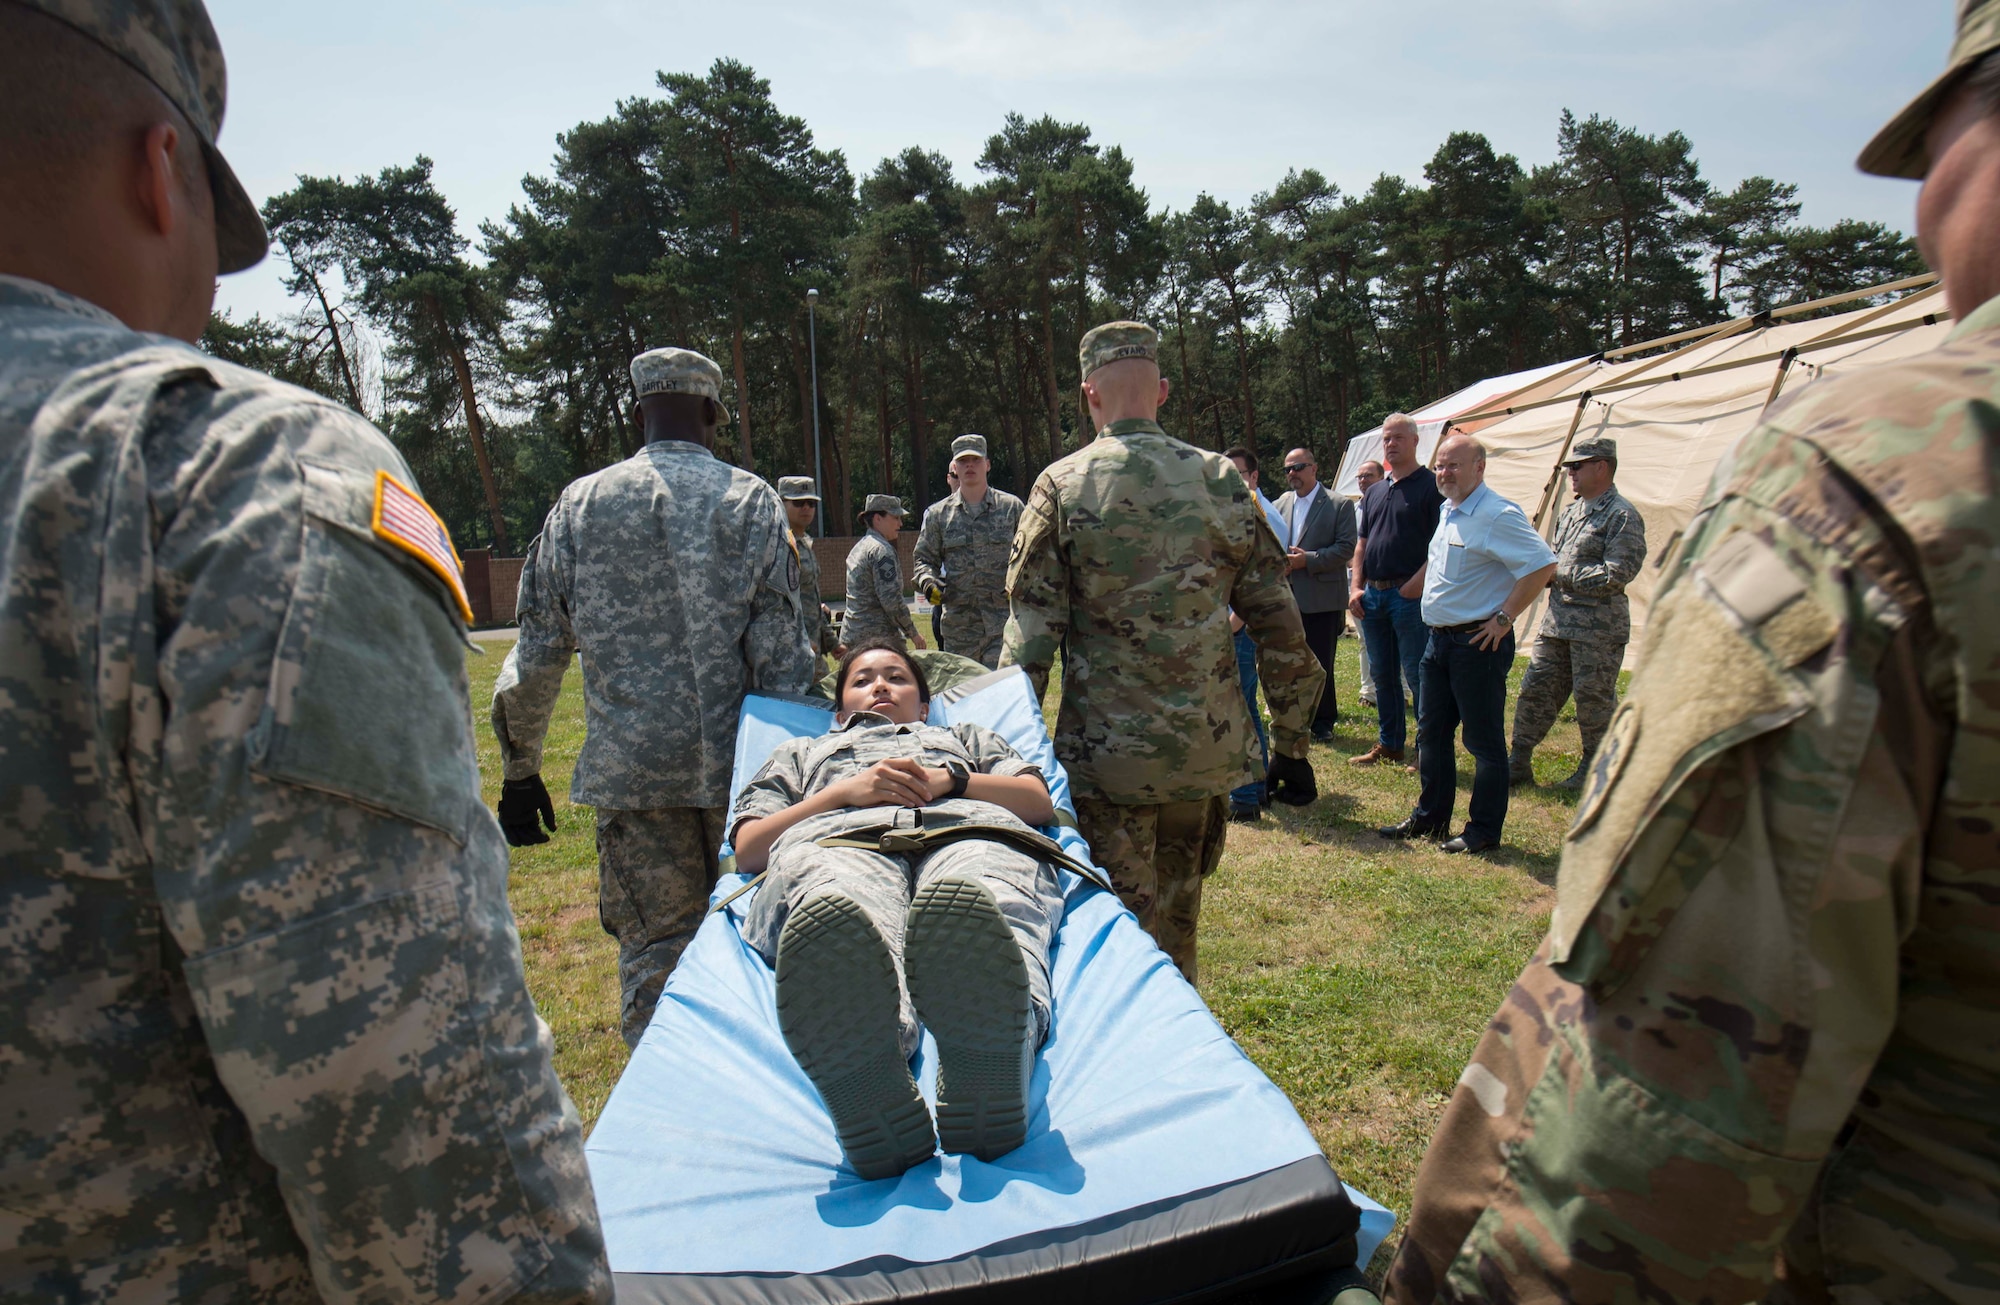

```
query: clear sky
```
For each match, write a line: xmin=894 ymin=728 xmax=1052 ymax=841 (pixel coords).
xmin=209 ymin=0 xmax=1955 ymax=323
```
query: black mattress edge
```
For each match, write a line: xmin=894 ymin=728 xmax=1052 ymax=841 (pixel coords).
xmin=611 ymin=1155 xmax=1364 ymax=1305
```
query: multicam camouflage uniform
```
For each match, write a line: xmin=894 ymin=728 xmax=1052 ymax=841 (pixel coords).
xmin=493 ymin=416 xmax=812 ymax=1047
xmin=912 ymin=484 xmax=1025 ymax=669
xmin=1388 ymin=294 xmax=2000 ymax=1303
xmin=1509 ymin=475 xmax=1648 ymax=781
xmin=1001 ymin=323 xmax=1322 ymax=980
xmin=843 ymin=526 xmax=920 ymax=648
xmin=0 ymin=276 xmax=610 ymax=1300
xmin=729 ymin=714 xmax=1065 ymax=1057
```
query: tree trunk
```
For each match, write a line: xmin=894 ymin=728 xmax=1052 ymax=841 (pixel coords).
xmin=875 ymin=353 xmax=894 ymax=497
xmin=789 ymin=318 xmax=818 ymax=480
xmin=1037 ymin=285 xmax=1063 ymax=461
xmin=904 ymin=342 xmax=931 ymax=508
xmin=731 ymin=315 xmax=754 ymax=470
xmin=301 ymin=264 xmax=365 ymax=415
xmin=1225 ymin=283 xmax=1256 ymax=448
xmin=435 ymin=312 xmax=509 ymax=555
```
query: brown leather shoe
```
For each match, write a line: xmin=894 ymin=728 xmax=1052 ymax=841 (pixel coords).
xmin=1349 ymin=745 xmax=1405 ymax=767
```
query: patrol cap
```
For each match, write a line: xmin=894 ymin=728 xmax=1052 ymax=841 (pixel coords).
xmin=1858 ymin=0 xmax=2000 ymax=179
xmin=15 ymin=0 xmax=268 ymax=273
xmin=777 ymin=476 xmax=820 ymax=502
xmin=1562 ymin=437 xmax=1619 ymax=465
xmin=949 ymin=433 xmax=988 ymax=462
xmin=630 ymin=347 xmax=733 ymax=422
xmin=1078 ymin=321 xmax=1159 ymax=379
xmin=859 ymin=493 xmax=910 ymax=521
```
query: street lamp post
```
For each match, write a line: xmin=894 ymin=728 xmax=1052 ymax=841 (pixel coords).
xmin=806 ymin=287 xmax=825 ymax=538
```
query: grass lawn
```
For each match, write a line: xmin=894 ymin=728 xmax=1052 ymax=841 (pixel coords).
xmin=467 ymin=631 xmax=1610 ymax=1273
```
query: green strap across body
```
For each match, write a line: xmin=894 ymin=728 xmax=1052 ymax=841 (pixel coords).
xmin=712 ymin=808 xmax=1110 ymax=916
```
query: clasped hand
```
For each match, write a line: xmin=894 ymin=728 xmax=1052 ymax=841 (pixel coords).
xmin=828 ymin=756 xmax=948 ymax=809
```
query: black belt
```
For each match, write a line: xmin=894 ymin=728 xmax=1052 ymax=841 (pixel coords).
xmin=1366 ymin=578 xmax=1409 ymax=589
xmin=1434 ymin=620 xmax=1499 ymax=635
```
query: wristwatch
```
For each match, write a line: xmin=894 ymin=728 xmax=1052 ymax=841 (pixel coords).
xmin=1491 ymin=610 xmax=1512 ymax=627
xmin=944 ymin=760 xmax=970 ymax=799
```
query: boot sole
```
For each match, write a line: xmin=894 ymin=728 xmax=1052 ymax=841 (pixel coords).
xmin=906 ymin=876 xmax=1033 ymax=1162
xmin=776 ymin=891 xmax=936 ymax=1180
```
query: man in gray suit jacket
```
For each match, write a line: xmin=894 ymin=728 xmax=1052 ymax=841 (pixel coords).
xmin=1274 ymin=447 xmax=1358 ymax=741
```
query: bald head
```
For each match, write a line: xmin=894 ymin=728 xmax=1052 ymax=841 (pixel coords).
xmin=1281 ymin=447 xmax=1318 ymax=495
xmin=1433 ymin=433 xmax=1488 ymax=503
xmin=1080 ymin=357 xmax=1169 ymax=430
xmin=0 ymin=2 xmax=217 ymax=340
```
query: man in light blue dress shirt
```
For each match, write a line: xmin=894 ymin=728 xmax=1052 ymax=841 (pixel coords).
xmin=1225 ymin=446 xmax=1296 ymax=819
xmin=1380 ymin=434 xmax=1555 ymax=853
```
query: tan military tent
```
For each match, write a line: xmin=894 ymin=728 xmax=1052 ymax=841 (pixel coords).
xmin=1350 ymin=276 xmax=1950 ymax=660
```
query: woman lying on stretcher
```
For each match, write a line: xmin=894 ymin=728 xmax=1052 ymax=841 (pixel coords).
xmin=730 ymin=638 xmax=1069 ymax=1181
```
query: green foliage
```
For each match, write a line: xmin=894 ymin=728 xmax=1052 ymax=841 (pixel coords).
xmin=219 ymin=74 xmax=1925 ymax=554
xmin=198 ymin=309 xmax=359 ymax=405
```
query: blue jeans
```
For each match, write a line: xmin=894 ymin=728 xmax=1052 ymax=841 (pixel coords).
xmin=1230 ymin=629 xmax=1269 ymax=810
xmin=1413 ymin=626 xmax=1515 ymax=842
xmin=1359 ymin=586 xmax=1427 ymax=752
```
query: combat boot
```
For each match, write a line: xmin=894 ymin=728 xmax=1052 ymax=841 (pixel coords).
xmin=1508 ymin=748 xmax=1535 ymax=787
xmin=776 ymin=889 xmax=937 ymax=1180
xmin=906 ymin=876 xmax=1035 ymax=1163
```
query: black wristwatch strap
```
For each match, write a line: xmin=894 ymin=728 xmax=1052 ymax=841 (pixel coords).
xmin=945 ymin=761 xmax=970 ymax=799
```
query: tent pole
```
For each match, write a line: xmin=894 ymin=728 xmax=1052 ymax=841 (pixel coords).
xmin=1534 ymin=394 xmax=1593 ymax=532
xmin=1797 ymin=280 xmax=1942 ymax=346
xmin=1760 ymin=348 xmax=1801 ymax=415
xmin=1451 ymin=310 xmax=1947 ymax=427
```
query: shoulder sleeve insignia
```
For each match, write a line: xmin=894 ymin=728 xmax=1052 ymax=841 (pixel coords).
xmin=371 ymin=470 xmax=474 ymax=624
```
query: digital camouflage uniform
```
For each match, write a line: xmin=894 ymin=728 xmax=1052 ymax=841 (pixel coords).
xmin=843 ymin=526 xmax=920 ymax=648
xmin=1388 ymin=293 xmax=2000 ymax=1303
xmin=729 ymin=715 xmax=1065 ymax=1058
xmin=493 ymin=432 xmax=812 ymax=1047
xmin=1002 ymin=324 xmax=1322 ymax=979
xmin=1509 ymin=479 xmax=1648 ymax=781
xmin=912 ymin=486 xmax=1025 ymax=669
xmin=795 ymin=527 xmax=837 ymax=657
xmin=0 ymin=276 xmax=610 ymax=1300
xmin=779 ymin=476 xmax=837 ymax=660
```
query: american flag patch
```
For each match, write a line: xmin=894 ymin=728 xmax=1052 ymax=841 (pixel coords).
xmin=371 ymin=470 xmax=473 ymax=624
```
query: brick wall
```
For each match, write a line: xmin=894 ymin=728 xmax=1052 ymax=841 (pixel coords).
xmin=460 ymin=549 xmax=524 ymax=627
xmin=813 ymin=533 xmax=917 ymax=599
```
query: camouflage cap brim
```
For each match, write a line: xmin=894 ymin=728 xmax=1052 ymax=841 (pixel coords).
xmin=1858 ymin=0 xmax=2000 ymax=179
xmin=1857 ymin=73 xmax=1964 ymax=179
xmin=206 ymin=140 xmax=268 ymax=273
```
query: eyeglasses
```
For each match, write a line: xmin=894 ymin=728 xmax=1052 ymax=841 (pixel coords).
xmin=1282 ymin=464 xmax=1311 ymax=474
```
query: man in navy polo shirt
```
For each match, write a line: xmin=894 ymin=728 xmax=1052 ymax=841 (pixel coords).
xmin=1347 ymin=414 xmax=1444 ymax=766
xmin=1380 ymin=434 xmax=1554 ymax=853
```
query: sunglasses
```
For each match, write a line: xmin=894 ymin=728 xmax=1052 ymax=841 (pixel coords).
xmin=1282 ymin=464 xmax=1312 ymax=474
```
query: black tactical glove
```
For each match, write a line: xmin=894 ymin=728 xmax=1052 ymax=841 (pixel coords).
xmin=1266 ymin=754 xmax=1318 ymax=807
xmin=498 ymin=775 xmax=557 ymax=846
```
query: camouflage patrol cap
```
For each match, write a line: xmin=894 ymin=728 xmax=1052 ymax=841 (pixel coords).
xmin=777 ymin=476 xmax=820 ymax=502
xmin=1562 ymin=437 xmax=1619 ymax=465
xmin=859 ymin=493 xmax=910 ymax=520
xmin=1078 ymin=321 xmax=1159 ymax=379
xmin=1858 ymin=0 xmax=2000 ymax=178
xmin=949 ymin=433 xmax=988 ymax=462
xmin=14 ymin=0 xmax=268 ymax=272
xmin=630 ymin=347 xmax=733 ymax=421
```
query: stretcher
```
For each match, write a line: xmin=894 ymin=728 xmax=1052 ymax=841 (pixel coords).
xmin=585 ymin=666 xmax=1394 ymax=1303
